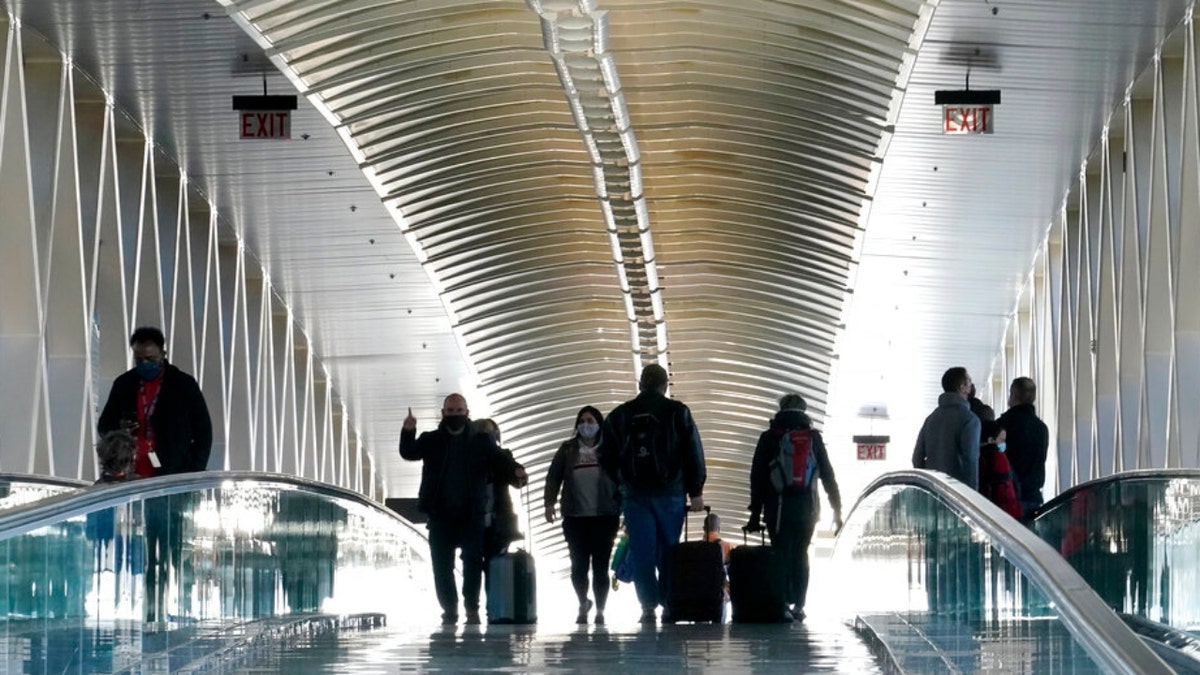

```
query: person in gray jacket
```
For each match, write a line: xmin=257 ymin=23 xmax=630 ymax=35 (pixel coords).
xmin=912 ymin=367 xmax=982 ymax=489
xmin=544 ymin=405 xmax=621 ymax=625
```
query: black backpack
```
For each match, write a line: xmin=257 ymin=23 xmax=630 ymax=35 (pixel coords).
xmin=620 ymin=402 xmax=679 ymax=491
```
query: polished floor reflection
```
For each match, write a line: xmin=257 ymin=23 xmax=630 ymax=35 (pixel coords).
xmin=232 ymin=619 xmax=883 ymax=674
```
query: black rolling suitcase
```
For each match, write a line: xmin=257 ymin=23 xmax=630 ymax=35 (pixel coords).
xmin=728 ymin=526 xmax=787 ymax=623
xmin=485 ymin=485 xmax=537 ymax=624
xmin=665 ymin=506 xmax=725 ymax=623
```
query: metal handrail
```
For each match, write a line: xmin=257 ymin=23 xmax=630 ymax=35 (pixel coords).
xmin=0 ymin=470 xmax=427 ymax=543
xmin=1034 ymin=468 xmax=1200 ymax=517
xmin=845 ymin=470 xmax=1172 ymax=675
xmin=0 ymin=472 xmax=91 ymax=489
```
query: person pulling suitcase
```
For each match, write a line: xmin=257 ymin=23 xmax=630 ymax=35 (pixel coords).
xmin=747 ymin=393 xmax=842 ymax=622
xmin=598 ymin=365 xmax=707 ymax=625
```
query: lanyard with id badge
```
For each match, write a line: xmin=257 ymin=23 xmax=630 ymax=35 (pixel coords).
xmin=138 ymin=381 xmax=163 ymax=470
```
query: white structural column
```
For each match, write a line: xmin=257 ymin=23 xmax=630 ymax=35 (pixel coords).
xmin=0 ymin=15 xmax=375 ymax=496
xmin=994 ymin=13 xmax=1200 ymax=489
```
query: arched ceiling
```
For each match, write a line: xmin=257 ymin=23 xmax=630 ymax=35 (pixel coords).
xmin=5 ymin=0 xmax=1191 ymax=574
xmin=218 ymin=0 xmax=932 ymax=559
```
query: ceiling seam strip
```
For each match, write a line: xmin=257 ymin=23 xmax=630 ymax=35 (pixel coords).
xmin=526 ymin=0 xmax=667 ymax=379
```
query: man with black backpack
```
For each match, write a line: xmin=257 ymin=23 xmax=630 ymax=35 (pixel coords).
xmin=747 ymin=393 xmax=842 ymax=622
xmin=600 ymin=364 xmax=707 ymax=624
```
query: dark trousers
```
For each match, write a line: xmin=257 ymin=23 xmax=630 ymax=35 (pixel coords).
xmin=767 ymin=492 xmax=818 ymax=611
xmin=562 ymin=515 xmax=620 ymax=610
xmin=428 ymin=515 xmax=485 ymax=618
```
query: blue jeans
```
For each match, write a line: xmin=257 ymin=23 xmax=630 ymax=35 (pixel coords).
xmin=622 ymin=493 xmax=686 ymax=611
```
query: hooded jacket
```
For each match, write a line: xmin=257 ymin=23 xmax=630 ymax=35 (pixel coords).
xmin=97 ymin=363 xmax=212 ymax=475
xmin=749 ymin=409 xmax=842 ymax=522
xmin=913 ymin=393 xmax=981 ymax=489
xmin=399 ymin=419 xmax=524 ymax=519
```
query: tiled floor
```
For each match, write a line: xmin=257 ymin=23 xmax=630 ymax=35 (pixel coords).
xmin=235 ymin=619 xmax=884 ymax=674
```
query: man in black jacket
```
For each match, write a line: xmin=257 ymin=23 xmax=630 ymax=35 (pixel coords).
xmin=997 ymin=377 xmax=1050 ymax=518
xmin=399 ymin=394 xmax=527 ymax=625
xmin=97 ymin=326 xmax=212 ymax=477
xmin=747 ymin=394 xmax=842 ymax=622
xmin=599 ymin=364 xmax=706 ymax=624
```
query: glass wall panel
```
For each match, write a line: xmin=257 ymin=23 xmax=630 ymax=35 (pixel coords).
xmin=825 ymin=484 xmax=1102 ymax=673
xmin=1034 ymin=472 xmax=1200 ymax=632
xmin=0 ymin=476 xmax=436 ymax=671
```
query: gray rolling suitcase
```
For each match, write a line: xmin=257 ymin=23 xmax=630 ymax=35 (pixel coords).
xmin=485 ymin=485 xmax=537 ymax=624
xmin=486 ymin=548 xmax=537 ymax=623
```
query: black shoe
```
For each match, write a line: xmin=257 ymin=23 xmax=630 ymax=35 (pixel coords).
xmin=595 ymin=611 xmax=606 ymax=625
xmin=465 ymin=610 xmax=481 ymax=625
xmin=779 ymin=610 xmax=795 ymax=623
xmin=441 ymin=613 xmax=458 ymax=626
xmin=576 ymin=599 xmax=593 ymax=624
xmin=639 ymin=608 xmax=657 ymax=624
xmin=793 ymin=608 xmax=806 ymax=622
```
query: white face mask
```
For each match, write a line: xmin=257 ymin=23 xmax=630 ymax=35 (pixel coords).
xmin=577 ymin=422 xmax=600 ymax=439
xmin=996 ymin=442 xmax=1007 ymax=453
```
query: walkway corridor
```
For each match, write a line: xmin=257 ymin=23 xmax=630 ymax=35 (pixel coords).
xmin=236 ymin=619 xmax=882 ymax=674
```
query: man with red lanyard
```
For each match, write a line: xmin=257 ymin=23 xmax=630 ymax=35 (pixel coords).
xmin=98 ymin=327 xmax=212 ymax=477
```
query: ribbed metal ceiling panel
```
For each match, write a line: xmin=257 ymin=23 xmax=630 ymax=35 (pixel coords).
xmin=222 ymin=0 xmax=931 ymax=566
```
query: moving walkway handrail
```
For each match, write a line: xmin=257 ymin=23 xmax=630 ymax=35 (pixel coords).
xmin=0 ymin=470 xmax=427 ymax=542
xmin=848 ymin=470 xmax=1172 ymax=675
xmin=1033 ymin=468 xmax=1200 ymax=518
xmin=0 ymin=472 xmax=90 ymax=489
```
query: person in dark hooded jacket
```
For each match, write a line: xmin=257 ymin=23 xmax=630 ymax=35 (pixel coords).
xmin=747 ymin=393 xmax=842 ymax=622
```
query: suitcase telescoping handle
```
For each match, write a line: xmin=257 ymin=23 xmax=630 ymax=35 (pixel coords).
xmin=685 ymin=505 xmax=712 ymax=542
xmin=741 ymin=524 xmax=766 ymax=545
xmin=522 ymin=481 xmax=533 ymax=551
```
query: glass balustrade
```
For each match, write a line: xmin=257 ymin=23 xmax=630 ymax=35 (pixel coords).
xmin=1033 ymin=470 xmax=1200 ymax=634
xmin=825 ymin=480 xmax=1107 ymax=673
xmin=0 ymin=473 xmax=437 ymax=670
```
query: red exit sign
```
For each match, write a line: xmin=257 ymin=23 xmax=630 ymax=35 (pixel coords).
xmin=240 ymin=111 xmax=291 ymax=140
xmin=943 ymin=105 xmax=993 ymax=135
xmin=857 ymin=443 xmax=887 ymax=460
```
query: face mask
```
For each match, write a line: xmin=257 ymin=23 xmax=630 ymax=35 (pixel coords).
xmin=577 ymin=422 xmax=600 ymax=439
xmin=136 ymin=361 xmax=161 ymax=380
xmin=996 ymin=442 xmax=1007 ymax=453
xmin=443 ymin=415 xmax=468 ymax=432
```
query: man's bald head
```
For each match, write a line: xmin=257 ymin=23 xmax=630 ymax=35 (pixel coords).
xmin=442 ymin=394 xmax=468 ymax=417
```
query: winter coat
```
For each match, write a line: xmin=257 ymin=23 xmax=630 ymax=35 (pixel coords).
xmin=484 ymin=446 xmax=524 ymax=558
xmin=979 ymin=444 xmax=1023 ymax=519
xmin=399 ymin=420 xmax=524 ymax=520
xmin=913 ymin=393 xmax=981 ymax=489
xmin=544 ymin=436 xmax=620 ymax=518
xmin=748 ymin=409 xmax=842 ymax=523
xmin=97 ymin=363 xmax=212 ymax=475
xmin=997 ymin=403 xmax=1049 ymax=513
xmin=599 ymin=391 xmax=706 ymax=498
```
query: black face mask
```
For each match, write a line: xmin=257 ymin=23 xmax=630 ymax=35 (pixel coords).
xmin=443 ymin=415 xmax=468 ymax=432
